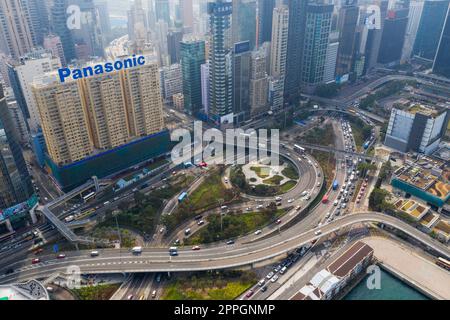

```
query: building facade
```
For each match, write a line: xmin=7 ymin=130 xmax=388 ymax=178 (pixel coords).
xmin=433 ymin=4 xmax=450 ymax=78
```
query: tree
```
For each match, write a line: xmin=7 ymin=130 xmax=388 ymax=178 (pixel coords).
xmin=315 ymin=83 xmax=340 ymax=98
xmin=357 ymin=162 xmax=377 ymax=176
xmin=369 ymin=188 xmax=393 ymax=212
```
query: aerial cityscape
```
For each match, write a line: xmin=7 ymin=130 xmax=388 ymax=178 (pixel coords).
xmin=0 ymin=0 xmax=449 ymax=305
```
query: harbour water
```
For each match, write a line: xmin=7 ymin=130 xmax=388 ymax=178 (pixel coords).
xmin=344 ymin=269 xmax=430 ymax=300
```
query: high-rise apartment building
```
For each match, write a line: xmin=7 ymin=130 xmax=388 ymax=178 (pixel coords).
xmin=32 ymin=59 xmax=165 ymax=166
xmin=181 ymin=38 xmax=206 ymax=116
xmin=301 ymin=3 xmax=334 ymax=87
xmin=43 ymin=34 xmax=66 ymax=66
xmin=270 ymin=5 xmax=289 ymax=78
xmin=0 ymin=0 xmax=34 ymax=59
xmin=160 ymin=63 xmax=183 ymax=101
xmin=413 ymin=0 xmax=449 ymax=61
xmin=249 ymin=47 xmax=268 ymax=115
xmin=167 ymin=29 xmax=184 ymax=64
xmin=201 ymin=62 xmax=210 ymax=115
xmin=433 ymin=4 xmax=450 ymax=78
xmin=208 ymin=0 xmax=234 ymax=124
xmin=10 ymin=51 xmax=61 ymax=133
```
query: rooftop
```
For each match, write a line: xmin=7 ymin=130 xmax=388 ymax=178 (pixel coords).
xmin=327 ymin=241 xmax=374 ymax=278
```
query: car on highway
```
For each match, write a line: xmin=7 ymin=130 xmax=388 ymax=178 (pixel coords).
xmin=261 ymin=286 xmax=268 ymax=293
xmin=275 ymin=219 xmax=282 ymax=225
xmin=254 ymin=230 xmax=262 ymax=235
xmin=246 ymin=207 xmax=252 ymax=212
xmin=151 ymin=290 xmax=157 ymax=298
xmin=34 ymin=248 xmax=43 ymax=255
xmin=271 ymin=275 xmax=279 ymax=283
xmin=274 ymin=265 xmax=282 ymax=273
xmin=57 ymin=254 xmax=66 ymax=259
xmin=266 ymin=272 xmax=274 ymax=279
xmin=315 ymin=230 xmax=322 ymax=236
xmin=197 ymin=220 xmax=205 ymax=226
xmin=185 ymin=228 xmax=191 ymax=235
xmin=127 ymin=294 xmax=134 ymax=300
xmin=256 ymin=204 xmax=264 ymax=209
xmin=287 ymin=199 xmax=294 ymax=203
xmin=226 ymin=240 xmax=235 ymax=245
xmin=245 ymin=290 xmax=254 ymax=298
xmin=31 ymin=258 xmax=40 ymax=264
xmin=258 ymin=279 xmax=266 ymax=287
xmin=192 ymin=245 xmax=201 ymax=251
xmin=90 ymin=251 xmax=99 ymax=257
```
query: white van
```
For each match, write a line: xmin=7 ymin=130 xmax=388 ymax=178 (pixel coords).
xmin=132 ymin=246 xmax=142 ymax=254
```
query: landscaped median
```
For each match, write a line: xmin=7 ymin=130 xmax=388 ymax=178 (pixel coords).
xmin=161 ymin=271 xmax=257 ymax=300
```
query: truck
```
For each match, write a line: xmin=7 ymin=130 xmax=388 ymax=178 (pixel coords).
xmin=178 ymin=192 xmax=188 ymax=203
xmin=321 ymin=195 xmax=329 ymax=204
xmin=363 ymin=141 xmax=370 ymax=150
xmin=332 ymin=180 xmax=339 ymax=191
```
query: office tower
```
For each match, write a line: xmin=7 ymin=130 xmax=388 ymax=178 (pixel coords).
xmin=155 ymin=0 xmax=171 ymax=25
xmin=5 ymin=90 xmax=29 ymax=143
xmin=324 ymin=31 xmax=339 ymax=83
xmin=160 ymin=63 xmax=183 ymax=101
xmin=51 ymin=0 xmax=76 ymax=62
xmin=208 ymin=0 xmax=234 ymax=124
xmin=147 ymin=0 xmax=156 ymax=30
xmin=301 ymin=3 xmax=334 ymax=88
xmin=0 ymin=85 xmax=33 ymax=209
xmin=128 ymin=0 xmax=148 ymax=42
xmin=32 ymin=59 xmax=167 ymax=190
xmin=201 ymin=63 xmax=210 ymax=115
xmin=433 ymin=5 xmax=450 ymax=78
xmin=249 ymin=48 xmax=269 ymax=115
xmin=336 ymin=2 xmax=359 ymax=77
xmin=270 ymin=5 xmax=289 ymax=78
xmin=167 ymin=29 xmax=184 ymax=64
xmin=413 ymin=0 xmax=449 ymax=61
xmin=181 ymin=39 xmax=206 ymax=116
xmin=377 ymin=8 xmax=409 ymax=65
xmin=95 ymin=1 xmax=112 ymax=43
xmin=384 ymin=106 xmax=449 ymax=154
xmin=10 ymin=51 xmax=61 ymax=133
xmin=156 ymin=19 xmax=170 ymax=65
xmin=284 ymin=0 xmax=308 ymax=101
xmin=232 ymin=41 xmax=251 ymax=122
xmin=232 ymin=0 xmax=258 ymax=49
xmin=180 ymin=0 xmax=194 ymax=30
xmin=43 ymin=34 xmax=66 ymax=66
xmin=0 ymin=0 xmax=34 ymax=59
xmin=22 ymin=0 xmax=50 ymax=46
xmin=364 ymin=0 xmax=389 ymax=73
xmin=257 ymin=0 xmax=275 ymax=45
xmin=401 ymin=0 xmax=424 ymax=62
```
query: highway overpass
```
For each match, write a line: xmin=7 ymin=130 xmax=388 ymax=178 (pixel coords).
xmin=1 ymin=212 xmax=448 ymax=284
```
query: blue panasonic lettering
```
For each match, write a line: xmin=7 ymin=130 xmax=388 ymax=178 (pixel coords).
xmin=58 ymin=68 xmax=71 ymax=83
xmin=114 ymin=60 xmax=123 ymax=70
xmin=57 ymin=56 xmax=146 ymax=82
xmin=104 ymin=63 xmax=113 ymax=73
xmin=137 ymin=56 xmax=145 ymax=65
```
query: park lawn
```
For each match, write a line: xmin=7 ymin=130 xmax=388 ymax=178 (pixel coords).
xmin=189 ymin=174 xmax=231 ymax=210
xmin=250 ymin=166 xmax=271 ymax=178
xmin=282 ymin=165 xmax=299 ymax=180
xmin=73 ymin=283 xmax=120 ymax=300
xmin=279 ymin=180 xmax=297 ymax=193
xmin=263 ymin=175 xmax=284 ymax=185
xmin=303 ymin=123 xmax=335 ymax=146
xmin=186 ymin=209 xmax=284 ymax=244
xmin=311 ymin=150 xmax=335 ymax=189
xmin=162 ymin=272 xmax=256 ymax=300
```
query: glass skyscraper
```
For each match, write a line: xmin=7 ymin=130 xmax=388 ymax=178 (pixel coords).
xmin=433 ymin=5 xmax=450 ymax=78
xmin=181 ymin=39 xmax=206 ymax=116
xmin=413 ymin=0 xmax=450 ymax=61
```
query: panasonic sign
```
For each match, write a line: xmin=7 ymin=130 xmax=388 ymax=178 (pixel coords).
xmin=58 ymin=55 xmax=146 ymax=83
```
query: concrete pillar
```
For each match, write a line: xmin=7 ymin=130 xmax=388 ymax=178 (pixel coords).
xmin=5 ymin=219 xmax=13 ymax=233
xmin=29 ymin=206 xmax=38 ymax=224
